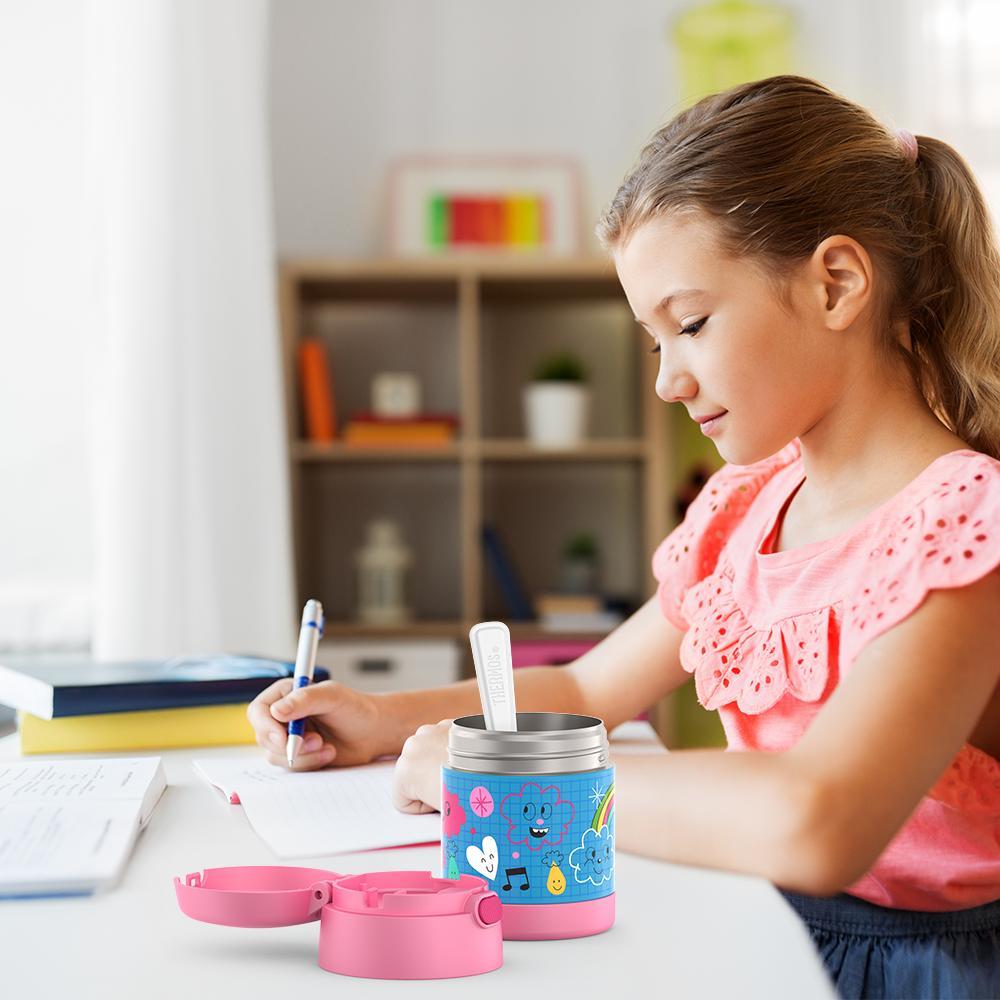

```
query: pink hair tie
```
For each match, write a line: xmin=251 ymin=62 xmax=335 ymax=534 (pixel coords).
xmin=896 ymin=128 xmax=918 ymax=163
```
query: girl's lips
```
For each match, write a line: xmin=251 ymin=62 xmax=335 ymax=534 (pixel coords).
xmin=700 ymin=412 xmax=726 ymax=436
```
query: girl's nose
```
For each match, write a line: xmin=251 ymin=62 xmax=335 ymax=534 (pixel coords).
xmin=656 ymin=358 xmax=697 ymax=404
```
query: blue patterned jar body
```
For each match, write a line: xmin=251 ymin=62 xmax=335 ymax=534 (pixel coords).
xmin=442 ymin=712 xmax=615 ymax=940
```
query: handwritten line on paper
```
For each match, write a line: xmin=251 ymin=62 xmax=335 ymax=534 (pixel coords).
xmin=192 ymin=758 xmax=440 ymax=859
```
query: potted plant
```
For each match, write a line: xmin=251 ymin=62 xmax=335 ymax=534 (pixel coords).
xmin=522 ymin=352 xmax=590 ymax=447
xmin=559 ymin=532 xmax=600 ymax=593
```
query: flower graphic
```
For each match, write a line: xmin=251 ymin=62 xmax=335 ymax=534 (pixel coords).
xmin=441 ymin=785 xmax=467 ymax=838
xmin=470 ymin=785 xmax=494 ymax=818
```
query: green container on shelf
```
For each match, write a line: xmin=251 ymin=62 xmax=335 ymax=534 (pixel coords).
xmin=671 ymin=0 xmax=796 ymax=108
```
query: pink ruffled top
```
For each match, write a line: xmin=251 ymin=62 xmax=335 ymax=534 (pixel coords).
xmin=652 ymin=438 xmax=1000 ymax=911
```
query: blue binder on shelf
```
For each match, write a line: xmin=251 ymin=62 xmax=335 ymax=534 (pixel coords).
xmin=481 ymin=525 xmax=533 ymax=620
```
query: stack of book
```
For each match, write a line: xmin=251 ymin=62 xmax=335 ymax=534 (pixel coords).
xmin=342 ymin=412 xmax=459 ymax=447
xmin=0 ymin=654 xmax=329 ymax=754
xmin=534 ymin=593 xmax=624 ymax=633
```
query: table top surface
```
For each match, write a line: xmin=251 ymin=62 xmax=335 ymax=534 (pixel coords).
xmin=0 ymin=723 xmax=832 ymax=998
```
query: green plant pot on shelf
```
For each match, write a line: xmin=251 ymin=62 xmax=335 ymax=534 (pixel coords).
xmin=523 ymin=352 xmax=590 ymax=448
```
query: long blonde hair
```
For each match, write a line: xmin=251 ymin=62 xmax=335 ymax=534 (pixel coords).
xmin=596 ymin=75 xmax=1000 ymax=459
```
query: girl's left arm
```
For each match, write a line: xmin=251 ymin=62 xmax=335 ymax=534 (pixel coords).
xmin=615 ymin=568 xmax=1000 ymax=895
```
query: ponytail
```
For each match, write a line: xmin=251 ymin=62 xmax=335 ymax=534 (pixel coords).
xmin=898 ymin=136 xmax=1000 ymax=458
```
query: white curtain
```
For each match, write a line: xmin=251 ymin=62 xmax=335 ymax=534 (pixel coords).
xmin=87 ymin=0 xmax=295 ymax=659
xmin=901 ymin=0 xmax=1000 ymax=222
xmin=0 ymin=3 xmax=95 ymax=652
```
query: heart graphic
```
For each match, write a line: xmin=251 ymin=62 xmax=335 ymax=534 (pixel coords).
xmin=465 ymin=835 xmax=499 ymax=881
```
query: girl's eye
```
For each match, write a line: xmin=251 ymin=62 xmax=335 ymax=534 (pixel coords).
xmin=647 ymin=317 xmax=707 ymax=354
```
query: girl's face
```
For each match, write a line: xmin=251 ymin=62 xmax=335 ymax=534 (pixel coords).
xmin=614 ymin=211 xmax=853 ymax=467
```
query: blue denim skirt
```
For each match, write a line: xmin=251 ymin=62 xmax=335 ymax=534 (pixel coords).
xmin=780 ymin=889 xmax=1000 ymax=999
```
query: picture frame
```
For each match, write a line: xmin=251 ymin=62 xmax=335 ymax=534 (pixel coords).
xmin=386 ymin=154 xmax=585 ymax=256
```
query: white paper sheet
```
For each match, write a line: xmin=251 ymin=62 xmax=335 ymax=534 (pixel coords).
xmin=0 ymin=757 xmax=166 ymax=896
xmin=192 ymin=758 xmax=440 ymax=858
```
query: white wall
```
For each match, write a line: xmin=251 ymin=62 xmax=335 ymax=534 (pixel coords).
xmin=268 ymin=0 xmax=909 ymax=257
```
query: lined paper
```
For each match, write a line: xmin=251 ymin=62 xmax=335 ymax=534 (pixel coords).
xmin=192 ymin=758 xmax=440 ymax=858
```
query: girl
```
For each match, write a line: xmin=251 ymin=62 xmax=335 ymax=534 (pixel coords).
xmin=249 ymin=76 xmax=1000 ymax=998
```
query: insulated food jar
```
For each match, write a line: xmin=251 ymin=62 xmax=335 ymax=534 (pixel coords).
xmin=442 ymin=712 xmax=615 ymax=940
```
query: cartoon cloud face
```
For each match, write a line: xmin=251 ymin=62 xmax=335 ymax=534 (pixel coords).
xmin=500 ymin=782 xmax=574 ymax=851
xmin=568 ymin=825 xmax=613 ymax=885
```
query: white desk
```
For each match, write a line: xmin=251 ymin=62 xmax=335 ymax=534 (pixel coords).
xmin=0 ymin=723 xmax=832 ymax=998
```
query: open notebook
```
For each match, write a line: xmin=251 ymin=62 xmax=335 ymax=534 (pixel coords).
xmin=0 ymin=756 xmax=166 ymax=897
xmin=193 ymin=758 xmax=440 ymax=858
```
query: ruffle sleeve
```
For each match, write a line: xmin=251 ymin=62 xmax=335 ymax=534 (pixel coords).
xmin=668 ymin=447 xmax=1000 ymax=717
xmin=839 ymin=450 xmax=1000 ymax=673
xmin=651 ymin=441 xmax=800 ymax=629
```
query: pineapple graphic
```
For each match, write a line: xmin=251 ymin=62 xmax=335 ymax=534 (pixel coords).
xmin=543 ymin=850 xmax=566 ymax=896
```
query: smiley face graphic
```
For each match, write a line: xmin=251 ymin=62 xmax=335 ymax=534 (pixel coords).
xmin=500 ymin=783 xmax=573 ymax=851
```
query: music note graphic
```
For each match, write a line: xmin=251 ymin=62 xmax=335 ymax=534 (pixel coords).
xmin=502 ymin=866 xmax=530 ymax=891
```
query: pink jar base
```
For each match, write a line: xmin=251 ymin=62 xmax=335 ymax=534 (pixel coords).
xmin=499 ymin=893 xmax=615 ymax=940
xmin=318 ymin=906 xmax=503 ymax=979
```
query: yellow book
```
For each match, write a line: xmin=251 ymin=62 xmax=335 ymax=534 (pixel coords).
xmin=18 ymin=702 xmax=257 ymax=754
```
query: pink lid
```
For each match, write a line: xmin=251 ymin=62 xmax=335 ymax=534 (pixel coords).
xmin=175 ymin=865 xmax=493 ymax=928
xmin=320 ymin=871 xmax=490 ymax=917
xmin=176 ymin=865 xmax=504 ymax=980
xmin=174 ymin=865 xmax=342 ymax=928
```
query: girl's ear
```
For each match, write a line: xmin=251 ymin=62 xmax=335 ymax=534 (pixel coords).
xmin=809 ymin=234 xmax=873 ymax=332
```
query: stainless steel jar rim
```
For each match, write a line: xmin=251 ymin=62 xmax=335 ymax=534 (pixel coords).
xmin=449 ymin=746 xmax=596 ymax=762
xmin=447 ymin=712 xmax=609 ymax=774
xmin=451 ymin=712 xmax=605 ymax=734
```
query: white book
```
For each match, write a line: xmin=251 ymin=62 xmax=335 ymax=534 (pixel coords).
xmin=0 ymin=756 xmax=166 ymax=897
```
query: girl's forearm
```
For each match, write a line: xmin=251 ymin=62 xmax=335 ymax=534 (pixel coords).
xmin=614 ymin=749 xmax=833 ymax=894
xmin=373 ymin=665 xmax=588 ymax=756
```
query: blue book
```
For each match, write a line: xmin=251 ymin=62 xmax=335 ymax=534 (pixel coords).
xmin=0 ymin=654 xmax=330 ymax=720
xmin=482 ymin=525 xmax=533 ymax=620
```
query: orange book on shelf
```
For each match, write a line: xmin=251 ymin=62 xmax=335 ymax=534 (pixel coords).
xmin=342 ymin=422 xmax=454 ymax=446
xmin=298 ymin=338 xmax=337 ymax=442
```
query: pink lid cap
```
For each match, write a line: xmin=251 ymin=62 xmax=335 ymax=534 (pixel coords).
xmin=175 ymin=865 xmax=493 ymax=928
xmin=320 ymin=871 xmax=490 ymax=916
xmin=174 ymin=865 xmax=343 ymax=928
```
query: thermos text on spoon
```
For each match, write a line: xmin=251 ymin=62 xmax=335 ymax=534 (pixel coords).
xmin=469 ymin=621 xmax=518 ymax=732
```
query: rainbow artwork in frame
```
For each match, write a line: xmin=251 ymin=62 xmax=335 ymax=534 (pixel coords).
xmin=387 ymin=155 xmax=583 ymax=256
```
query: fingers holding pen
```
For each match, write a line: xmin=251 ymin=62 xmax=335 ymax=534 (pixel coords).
xmin=269 ymin=680 xmax=328 ymax=722
xmin=264 ymin=728 xmax=337 ymax=770
xmin=247 ymin=678 xmax=295 ymax=751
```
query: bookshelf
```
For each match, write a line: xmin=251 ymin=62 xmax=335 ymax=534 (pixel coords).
xmin=278 ymin=256 xmax=678 ymax=740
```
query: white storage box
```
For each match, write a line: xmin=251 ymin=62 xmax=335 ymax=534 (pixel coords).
xmin=316 ymin=640 xmax=461 ymax=693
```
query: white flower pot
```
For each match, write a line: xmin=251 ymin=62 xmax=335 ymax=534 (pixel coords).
xmin=522 ymin=382 xmax=590 ymax=447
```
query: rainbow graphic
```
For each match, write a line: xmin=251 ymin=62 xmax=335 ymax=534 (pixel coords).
xmin=591 ymin=782 xmax=614 ymax=833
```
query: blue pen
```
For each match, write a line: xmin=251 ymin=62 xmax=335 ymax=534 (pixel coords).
xmin=286 ymin=598 xmax=324 ymax=767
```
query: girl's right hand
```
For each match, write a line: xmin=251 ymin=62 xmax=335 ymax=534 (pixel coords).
xmin=246 ymin=678 xmax=385 ymax=771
